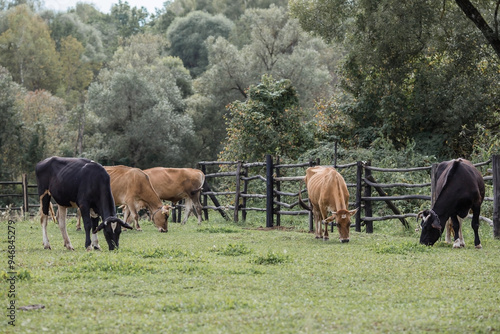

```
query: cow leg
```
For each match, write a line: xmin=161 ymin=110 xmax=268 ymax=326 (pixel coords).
xmin=75 ymin=208 xmax=82 ymax=231
xmin=471 ymin=206 xmax=482 ymax=249
xmin=181 ymin=199 xmax=193 ymax=225
xmin=312 ymin=206 xmax=322 ymax=238
xmin=193 ymin=199 xmax=203 ymax=225
xmin=445 ymin=219 xmax=453 ymax=244
xmin=56 ymin=206 xmax=74 ymax=250
xmin=130 ymin=206 xmax=141 ymax=231
xmin=193 ymin=194 xmax=203 ymax=225
xmin=39 ymin=192 xmax=52 ymax=249
xmin=319 ymin=206 xmax=329 ymax=240
xmin=450 ymin=216 xmax=464 ymax=248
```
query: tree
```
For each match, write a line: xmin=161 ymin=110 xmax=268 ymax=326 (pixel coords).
xmin=0 ymin=5 xmax=61 ymax=92
xmin=220 ymin=75 xmax=313 ymax=162
xmin=0 ymin=67 xmax=23 ymax=179
xmin=85 ymin=34 xmax=196 ymax=168
xmin=290 ymin=0 xmax=500 ymax=158
xmin=110 ymin=0 xmax=149 ymax=38
xmin=197 ymin=5 xmax=337 ymax=110
xmin=454 ymin=0 xmax=500 ymax=58
xmin=166 ymin=10 xmax=234 ymax=77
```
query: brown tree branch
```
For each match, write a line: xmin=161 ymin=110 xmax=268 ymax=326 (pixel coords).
xmin=455 ymin=0 xmax=500 ymax=58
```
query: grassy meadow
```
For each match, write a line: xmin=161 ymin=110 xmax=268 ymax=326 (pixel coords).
xmin=1 ymin=213 xmax=500 ymax=333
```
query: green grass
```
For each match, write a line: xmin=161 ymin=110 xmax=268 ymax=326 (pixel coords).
xmin=1 ymin=214 xmax=499 ymax=333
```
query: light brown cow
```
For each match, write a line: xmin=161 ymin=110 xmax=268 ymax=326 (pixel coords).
xmin=143 ymin=167 xmax=205 ymax=225
xmin=103 ymin=166 xmax=171 ymax=232
xmin=299 ymin=166 xmax=358 ymax=242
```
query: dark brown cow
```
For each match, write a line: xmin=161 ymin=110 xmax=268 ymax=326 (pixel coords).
xmin=143 ymin=167 xmax=205 ymax=225
xmin=299 ymin=166 xmax=358 ymax=242
xmin=418 ymin=158 xmax=484 ymax=248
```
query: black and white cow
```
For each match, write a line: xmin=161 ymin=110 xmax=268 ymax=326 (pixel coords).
xmin=419 ymin=158 xmax=485 ymax=248
xmin=36 ymin=157 xmax=132 ymax=251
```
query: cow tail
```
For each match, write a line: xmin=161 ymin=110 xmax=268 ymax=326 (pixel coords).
xmin=298 ymin=180 xmax=312 ymax=211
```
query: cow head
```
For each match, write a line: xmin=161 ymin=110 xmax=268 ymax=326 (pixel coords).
xmin=326 ymin=208 xmax=358 ymax=243
xmin=152 ymin=205 xmax=172 ymax=233
xmin=418 ymin=209 xmax=442 ymax=246
xmin=94 ymin=217 xmax=133 ymax=250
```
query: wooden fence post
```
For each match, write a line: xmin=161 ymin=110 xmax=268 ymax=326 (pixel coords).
xmin=200 ymin=164 xmax=209 ymax=220
xmin=307 ymin=159 xmax=317 ymax=232
xmin=266 ymin=154 xmax=274 ymax=228
xmin=275 ymin=156 xmax=281 ymax=227
xmin=22 ymin=173 xmax=29 ymax=215
xmin=430 ymin=163 xmax=438 ymax=206
xmin=355 ymin=161 xmax=363 ymax=232
xmin=364 ymin=162 xmax=373 ymax=233
xmin=233 ymin=161 xmax=242 ymax=222
xmin=242 ymin=164 xmax=249 ymax=222
xmin=493 ymin=155 xmax=500 ymax=239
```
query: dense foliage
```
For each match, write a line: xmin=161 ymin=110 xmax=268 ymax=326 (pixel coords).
xmin=0 ymin=0 xmax=499 ymax=180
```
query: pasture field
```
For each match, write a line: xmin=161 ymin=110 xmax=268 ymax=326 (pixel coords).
xmin=1 ymin=213 xmax=500 ymax=333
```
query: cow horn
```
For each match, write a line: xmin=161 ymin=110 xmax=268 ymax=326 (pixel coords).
xmin=119 ymin=220 xmax=133 ymax=230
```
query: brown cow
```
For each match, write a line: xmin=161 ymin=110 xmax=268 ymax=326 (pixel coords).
xmin=143 ymin=167 xmax=205 ymax=225
xmin=88 ymin=166 xmax=171 ymax=232
xmin=299 ymin=166 xmax=358 ymax=242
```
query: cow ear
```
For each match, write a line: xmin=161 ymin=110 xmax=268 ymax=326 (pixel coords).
xmin=431 ymin=219 xmax=442 ymax=231
xmin=93 ymin=222 xmax=105 ymax=234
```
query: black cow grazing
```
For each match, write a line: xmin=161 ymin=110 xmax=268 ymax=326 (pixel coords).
xmin=419 ymin=158 xmax=485 ymax=248
xmin=36 ymin=157 xmax=133 ymax=251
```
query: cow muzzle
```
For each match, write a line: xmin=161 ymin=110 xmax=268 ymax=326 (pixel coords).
xmin=340 ymin=238 xmax=350 ymax=243
xmin=158 ymin=227 xmax=168 ymax=233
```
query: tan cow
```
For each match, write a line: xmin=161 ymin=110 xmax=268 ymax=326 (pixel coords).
xmin=103 ymin=166 xmax=171 ymax=232
xmin=143 ymin=167 xmax=205 ymax=225
xmin=299 ymin=166 xmax=358 ymax=242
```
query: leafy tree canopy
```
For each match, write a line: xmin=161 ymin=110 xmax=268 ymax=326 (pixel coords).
xmin=85 ymin=33 xmax=196 ymax=168
xmin=166 ymin=10 xmax=234 ymax=77
xmin=220 ymin=75 xmax=314 ymax=162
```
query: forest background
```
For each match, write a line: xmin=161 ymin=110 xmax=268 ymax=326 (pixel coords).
xmin=0 ymin=0 xmax=499 ymax=181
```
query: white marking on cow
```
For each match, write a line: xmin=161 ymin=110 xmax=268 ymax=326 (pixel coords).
xmin=111 ymin=222 xmax=117 ymax=233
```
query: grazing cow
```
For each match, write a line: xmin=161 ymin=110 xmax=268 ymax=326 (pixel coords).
xmin=143 ymin=167 xmax=205 ymax=225
xmin=36 ymin=157 xmax=132 ymax=251
xmin=299 ymin=166 xmax=358 ymax=242
xmin=104 ymin=166 xmax=171 ymax=232
xmin=418 ymin=158 xmax=484 ymax=248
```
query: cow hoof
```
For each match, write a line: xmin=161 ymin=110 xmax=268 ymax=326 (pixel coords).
xmin=44 ymin=245 xmax=52 ymax=250
xmin=323 ymin=237 xmax=329 ymax=241
xmin=475 ymin=244 xmax=482 ymax=249
xmin=136 ymin=228 xmax=142 ymax=232
xmin=76 ymin=227 xmax=81 ymax=231
xmin=315 ymin=236 xmax=321 ymax=239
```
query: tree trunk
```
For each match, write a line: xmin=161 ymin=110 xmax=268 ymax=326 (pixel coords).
xmin=455 ymin=0 xmax=500 ymax=59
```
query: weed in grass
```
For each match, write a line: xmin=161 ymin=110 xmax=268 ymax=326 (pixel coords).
xmin=372 ymin=240 xmax=431 ymax=255
xmin=217 ymin=243 xmax=253 ymax=256
xmin=197 ymin=225 xmax=241 ymax=233
xmin=251 ymin=250 xmax=290 ymax=265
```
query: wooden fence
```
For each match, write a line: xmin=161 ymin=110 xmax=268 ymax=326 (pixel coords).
xmin=2 ymin=155 xmax=500 ymax=239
